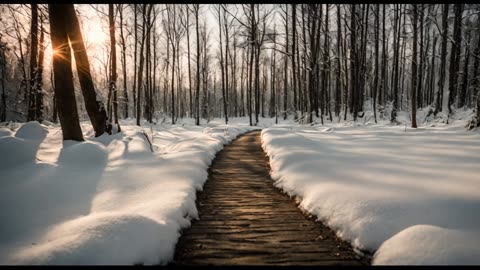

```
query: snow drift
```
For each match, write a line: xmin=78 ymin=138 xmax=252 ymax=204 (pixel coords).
xmin=0 ymin=120 xmax=252 ymax=265
xmin=261 ymin=120 xmax=480 ymax=265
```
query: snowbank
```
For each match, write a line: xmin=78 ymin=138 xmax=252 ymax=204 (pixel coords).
xmin=0 ymin=127 xmax=13 ymax=137
xmin=0 ymin=120 xmax=252 ymax=265
xmin=0 ymin=122 xmax=49 ymax=169
xmin=373 ymin=225 xmax=480 ymax=265
xmin=261 ymin=121 xmax=480 ymax=265
xmin=0 ymin=136 xmax=38 ymax=168
xmin=14 ymin=121 xmax=48 ymax=141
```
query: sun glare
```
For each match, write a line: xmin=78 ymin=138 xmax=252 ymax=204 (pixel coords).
xmin=85 ymin=23 xmax=107 ymax=46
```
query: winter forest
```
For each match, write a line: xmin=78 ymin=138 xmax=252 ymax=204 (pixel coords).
xmin=1 ymin=3 xmax=480 ymax=266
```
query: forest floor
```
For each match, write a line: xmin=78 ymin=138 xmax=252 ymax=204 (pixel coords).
xmin=173 ymin=130 xmax=368 ymax=265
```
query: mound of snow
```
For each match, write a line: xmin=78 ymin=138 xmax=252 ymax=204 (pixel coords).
xmin=58 ymin=141 xmax=108 ymax=167
xmin=11 ymin=214 xmax=178 ymax=265
xmin=0 ymin=127 xmax=13 ymax=137
xmin=15 ymin=121 xmax=48 ymax=141
xmin=0 ymin=136 xmax=37 ymax=169
xmin=373 ymin=225 xmax=480 ymax=265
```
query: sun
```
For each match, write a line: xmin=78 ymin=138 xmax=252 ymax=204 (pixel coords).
xmin=84 ymin=22 xmax=108 ymax=46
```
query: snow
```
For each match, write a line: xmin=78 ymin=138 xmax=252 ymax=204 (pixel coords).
xmin=0 ymin=122 xmax=49 ymax=169
xmin=373 ymin=225 xmax=480 ymax=265
xmin=0 ymin=136 xmax=38 ymax=169
xmin=0 ymin=119 xmax=253 ymax=265
xmin=261 ymin=118 xmax=480 ymax=265
xmin=0 ymin=127 xmax=13 ymax=137
xmin=14 ymin=121 xmax=49 ymax=141
xmin=1 ymin=110 xmax=478 ymax=265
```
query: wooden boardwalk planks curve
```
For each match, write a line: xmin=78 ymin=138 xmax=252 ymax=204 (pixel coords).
xmin=172 ymin=130 xmax=368 ymax=266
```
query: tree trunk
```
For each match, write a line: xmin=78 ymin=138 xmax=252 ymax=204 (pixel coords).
xmin=335 ymin=4 xmax=342 ymax=118
xmin=458 ymin=27 xmax=471 ymax=109
xmin=429 ymin=36 xmax=438 ymax=106
xmin=248 ymin=8 xmax=254 ymax=126
xmin=223 ymin=6 xmax=231 ymax=120
xmin=379 ymin=4 xmax=387 ymax=110
xmin=109 ymin=4 xmax=120 ymax=132
xmin=136 ymin=4 xmax=148 ymax=126
xmin=233 ymin=36 xmax=238 ymax=117
xmin=350 ymin=4 xmax=358 ymax=121
xmin=1 ymin=39 xmax=7 ymax=122
xmin=133 ymin=4 xmax=137 ymax=118
xmin=447 ymin=4 xmax=463 ymax=117
xmin=283 ymin=4 xmax=289 ymax=120
xmin=324 ymin=4 xmax=332 ymax=122
xmin=51 ymin=70 xmax=57 ymax=123
xmin=171 ymin=43 xmax=176 ymax=124
xmin=270 ymin=26 xmax=276 ymax=118
xmin=417 ymin=4 xmax=424 ymax=109
xmin=435 ymin=4 xmax=449 ymax=116
xmin=186 ymin=6 xmax=193 ymax=119
xmin=468 ymin=20 xmax=480 ymax=129
xmin=28 ymin=4 xmax=38 ymax=122
xmin=48 ymin=4 xmax=84 ymax=141
xmin=34 ymin=16 xmax=45 ymax=123
xmin=145 ymin=9 xmax=151 ymax=123
xmin=218 ymin=5 xmax=228 ymax=124
xmin=64 ymin=4 xmax=108 ymax=136
xmin=119 ymin=4 xmax=129 ymax=119
xmin=358 ymin=4 xmax=369 ymax=115
xmin=373 ymin=4 xmax=379 ymax=123
xmin=343 ymin=6 xmax=349 ymax=121
xmin=411 ymin=4 xmax=418 ymax=128
xmin=254 ymin=5 xmax=261 ymax=125
xmin=240 ymin=47 xmax=246 ymax=117
xmin=292 ymin=4 xmax=297 ymax=119
xmin=390 ymin=4 xmax=402 ymax=123
xmin=195 ymin=4 xmax=200 ymax=125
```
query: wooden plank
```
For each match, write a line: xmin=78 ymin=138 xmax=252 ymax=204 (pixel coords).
xmin=172 ymin=131 xmax=370 ymax=266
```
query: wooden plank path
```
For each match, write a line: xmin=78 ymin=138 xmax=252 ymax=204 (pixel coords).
xmin=172 ymin=130 xmax=369 ymax=266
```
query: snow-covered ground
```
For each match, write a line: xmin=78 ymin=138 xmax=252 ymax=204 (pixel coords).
xmin=1 ymin=107 xmax=478 ymax=265
xmin=0 ymin=119 xmax=254 ymax=265
xmin=261 ymin=116 xmax=480 ymax=265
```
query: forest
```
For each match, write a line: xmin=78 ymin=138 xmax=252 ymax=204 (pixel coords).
xmin=1 ymin=4 xmax=480 ymax=266
xmin=1 ymin=4 xmax=479 ymax=139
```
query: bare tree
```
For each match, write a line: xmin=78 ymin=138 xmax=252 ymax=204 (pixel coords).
xmin=447 ymin=4 xmax=464 ymax=119
xmin=373 ymin=4 xmax=380 ymax=123
xmin=411 ymin=4 xmax=418 ymax=128
xmin=182 ymin=5 xmax=193 ymax=119
xmin=434 ymin=4 xmax=449 ymax=116
xmin=215 ymin=4 xmax=228 ymax=124
xmin=27 ymin=4 xmax=38 ymax=121
xmin=34 ymin=13 xmax=45 ymax=122
xmin=350 ymin=4 xmax=358 ymax=121
xmin=164 ymin=4 xmax=186 ymax=124
xmin=136 ymin=4 xmax=149 ymax=126
xmin=194 ymin=4 xmax=201 ymax=125
xmin=107 ymin=4 xmax=120 ymax=132
xmin=118 ymin=4 xmax=129 ymax=119
xmin=4 ymin=4 xmax=480 ymax=130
